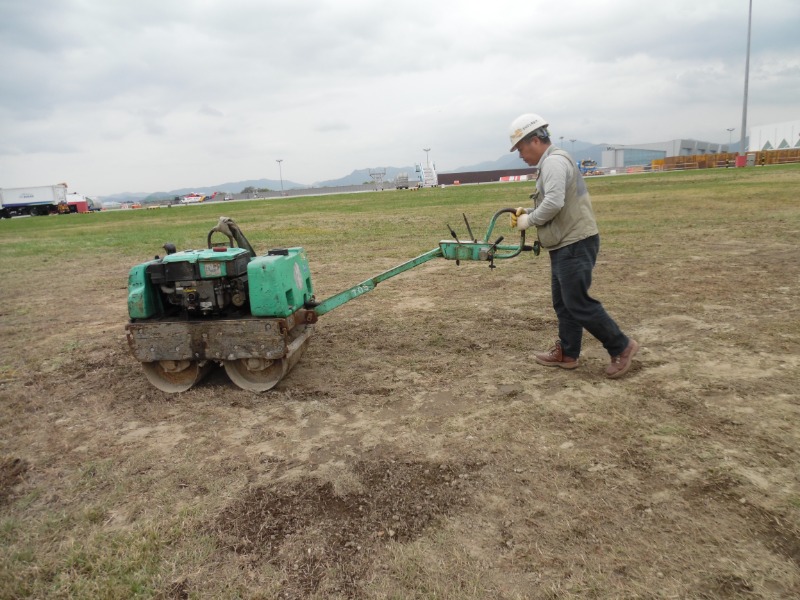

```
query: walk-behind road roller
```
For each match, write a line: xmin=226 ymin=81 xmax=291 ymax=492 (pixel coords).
xmin=125 ymin=210 xmax=536 ymax=393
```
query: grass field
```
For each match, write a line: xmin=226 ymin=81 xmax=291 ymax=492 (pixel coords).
xmin=1 ymin=165 xmax=799 ymax=599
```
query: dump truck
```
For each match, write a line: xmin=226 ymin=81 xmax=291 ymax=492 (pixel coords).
xmin=0 ymin=184 xmax=68 ymax=218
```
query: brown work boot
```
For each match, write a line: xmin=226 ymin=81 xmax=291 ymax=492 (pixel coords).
xmin=534 ymin=341 xmax=579 ymax=369
xmin=606 ymin=339 xmax=639 ymax=379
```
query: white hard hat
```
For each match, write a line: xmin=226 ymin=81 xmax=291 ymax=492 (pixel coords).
xmin=508 ymin=113 xmax=549 ymax=152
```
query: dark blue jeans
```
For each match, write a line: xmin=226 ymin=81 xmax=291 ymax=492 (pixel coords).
xmin=549 ymin=234 xmax=628 ymax=358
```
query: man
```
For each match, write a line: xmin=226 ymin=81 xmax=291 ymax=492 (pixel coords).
xmin=508 ymin=113 xmax=638 ymax=378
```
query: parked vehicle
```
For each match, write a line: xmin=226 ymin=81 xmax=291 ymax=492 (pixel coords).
xmin=64 ymin=192 xmax=101 ymax=214
xmin=180 ymin=193 xmax=204 ymax=204
xmin=578 ymin=159 xmax=603 ymax=176
xmin=0 ymin=184 xmax=68 ymax=218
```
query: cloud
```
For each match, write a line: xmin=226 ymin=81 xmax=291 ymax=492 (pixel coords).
xmin=0 ymin=0 xmax=798 ymax=195
xmin=315 ymin=121 xmax=350 ymax=133
xmin=200 ymin=105 xmax=225 ymax=118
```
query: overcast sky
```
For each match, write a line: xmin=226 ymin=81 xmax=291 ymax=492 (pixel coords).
xmin=1 ymin=0 xmax=798 ymax=196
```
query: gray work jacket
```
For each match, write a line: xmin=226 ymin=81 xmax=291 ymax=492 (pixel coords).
xmin=528 ymin=146 xmax=599 ymax=251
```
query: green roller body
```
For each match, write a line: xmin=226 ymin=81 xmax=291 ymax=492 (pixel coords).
xmin=248 ymin=248 xmax=315 ymax=317
xmin=127 ymin=260 xmax=163 ymax=319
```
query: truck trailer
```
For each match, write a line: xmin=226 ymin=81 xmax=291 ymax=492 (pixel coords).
xmin=0 ymin=184 xmax=68 ymax=218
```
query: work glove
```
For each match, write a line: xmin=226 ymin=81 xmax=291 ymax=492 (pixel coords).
xmin=510 ymin=207 xmax=532 ymax=231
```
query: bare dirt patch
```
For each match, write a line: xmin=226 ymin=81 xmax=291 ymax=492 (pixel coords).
xmin=212 ymin=457 xmax=483 ymax=597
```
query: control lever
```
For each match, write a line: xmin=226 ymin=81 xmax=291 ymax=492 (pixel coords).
xmin=446 ymin=224 xmax=462 ymax=266
xmin=462 ymin=213 xmax=476 ymax=243
xmin=488 ymin=235 xmax=504 ymax=269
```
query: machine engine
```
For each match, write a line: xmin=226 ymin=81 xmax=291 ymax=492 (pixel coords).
xmin=145 ymin=248 xmax=251 ymax=316
xmin=164 ymin=277 xmax=248 ymax=314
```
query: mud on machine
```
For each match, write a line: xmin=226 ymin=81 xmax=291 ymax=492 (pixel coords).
xmin=126 ymin=211 xmax=537 ymax=393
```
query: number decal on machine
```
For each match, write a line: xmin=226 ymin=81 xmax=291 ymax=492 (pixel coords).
xmin=203 ymin=262 xmax=222 ymax=277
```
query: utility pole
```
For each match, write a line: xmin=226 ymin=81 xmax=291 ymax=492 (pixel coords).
xmin=739 ymin=0 xmax=752 ymax=156
xmin=276 ymin=159 xmax=284 ymax=194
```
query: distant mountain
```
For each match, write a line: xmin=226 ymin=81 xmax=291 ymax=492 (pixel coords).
xmin=307 ymin=141 xmax=610 ymax=185
xmin=98 ymin=140 xmax=612 ymax=202
xmin=312 ymin=166 xmax=418 ymax=187
xmin=450 ymin=140 xmax=608 ymax=173
xmin=100 ymin=178 xmax=306 ymax=203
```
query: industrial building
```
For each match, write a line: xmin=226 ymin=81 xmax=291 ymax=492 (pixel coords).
xmin=602 ymin=119 xmax=800 ymax=170
xmin=601 ymin=139 xmax=728 ymax=170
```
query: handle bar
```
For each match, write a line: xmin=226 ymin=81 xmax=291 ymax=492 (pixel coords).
xmin=482 ymin=207 xmax=527 ymax=260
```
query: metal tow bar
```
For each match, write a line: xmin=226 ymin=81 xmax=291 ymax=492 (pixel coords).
xmin=310 ymin=207 xmax=537 ymax=316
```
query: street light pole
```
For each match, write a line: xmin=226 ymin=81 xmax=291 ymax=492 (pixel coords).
xmin=739 ymin=0 xmax=752 ymax=156
xmin=422 ymin=148 xmax=431 ymax=166
xmin=569 ymin=138 xmax=576 ymax=153
xmin=276 ymin=159 xmax=284 ymax=194
xmin=726 ymin=128 xmax=735 ymax=148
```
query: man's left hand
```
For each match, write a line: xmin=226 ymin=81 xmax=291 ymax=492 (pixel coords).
xmin=511 ymin=207 xmax=532 ymax=231
xmin=510 ymin=207 xmax=527 ymax=229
